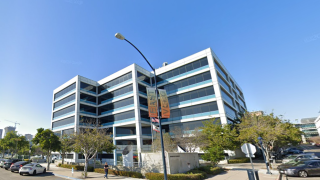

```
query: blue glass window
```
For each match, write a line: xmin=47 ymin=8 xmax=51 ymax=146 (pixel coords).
xmin=215 ymin=62 xmax=228 ymax=80
xmin=80 ymin=82 xmax=96 ymax=94
xmin=137 ymin=72 xmax=151 ymax=85
xmin=98 ymin=97 xmax=134 ymax=115
xmin=98 ymin=110 xmax=135 ymax=125
xmin=220 ymin=89 xmax=234 ymax=106
xmin=170 ymin=102 xmax=218 ymax=118
xmin=54 ymin=83 xmax=76 ymax=100
xmin=217 ymin=75 xmax=231 ymax=93
xmin=155 ymin=57 xmax=208 ymax=83
xmin=224 ymin=104 xmax=237 ymax=120
xmin=53 ymin=105 xmax=75 ymax=119
xmin=98 ymin=84 xmax=133 ymax=104
xmin=168 ymin=86 xmax=215 ymax=106
xmin=52 ymin=116 xmax=75 ymax=129
xmin=98 ymin=72 xmax=132 ymax=94
xmin=54 ymin=94 xmax=75 ymax=109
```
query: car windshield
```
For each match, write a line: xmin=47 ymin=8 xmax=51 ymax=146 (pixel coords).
xmin=24 ymin=164 xmax=34 ymax=167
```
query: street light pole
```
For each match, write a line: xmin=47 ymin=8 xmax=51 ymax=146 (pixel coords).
xmin=115 ymin=33 xmax=168 ymax=180
xmin=258 ymin=137 xmax=271 ymax=174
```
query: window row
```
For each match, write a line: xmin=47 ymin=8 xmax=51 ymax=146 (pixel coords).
xmin=155 ymin=57 xmax=208 ymax=83
xmin=160 ymin=71 xmax=212 ymax=92
xmin=54 ymin=83 xmax=76 ymax=100
xmin=98 ymin=72 xmax=132 ymax=94
xmin=98 ymin=110 xmax=135 ymax=125
xmin=170 ymin=102 xmax=218 ymax=118
xmin=215 ymin=62 xmax=228 ymax=80
xmin=52 ymin=116 xmax=75 ymax=128
xmin=116 ymin=127 xmax=136 ymax=135
xmin=98 ymin=84 xmax=133 ymax=104
xmin=221 ymin=89 xmax=234 ymax=106
xmin=169 ymin=118 xmax=220 ymax=132
xmin=217 ymin=75 xmax=231 ymax=93
xmin=80 ymin=82 xmax=96 ymax=94
xmin=54 ymin=94 xmax=75 ymax=109
xmin=53 ymin=105 xmax=75 ymax=119
xmin=53 ymin=128 xmax=74 ymax=137
xmin=224 ymin=104 xmax=237 ymax=120
xmin=98 ymin=97 xmax=134 ymax=115
xmin=79 ymin=115 xmax=96 ymax=124
xmin=137 ymin=72 xmax=151 ymax=85
xmin=168 ymin=86 xmax=215 ymax=105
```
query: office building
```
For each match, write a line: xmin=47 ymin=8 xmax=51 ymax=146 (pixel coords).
xmin=51 ymin=48 xmax=247 ymax=164
xmin=4 ymin=126 xmax=16 ymax=137
xmin=25 ymin=134 xmax=33 ymax=141
xmin=295 ymin=117 xmax=319 ymax=143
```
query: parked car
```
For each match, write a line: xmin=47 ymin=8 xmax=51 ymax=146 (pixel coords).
xmin=0 ymin=159 xmax=6 ymax=168
xmin=283 ymin=160 xmax=320 ymax=177
xmin=9 ymin=161 xmax=28 ymax=172
xmin=284 ymin=148 xmax=303 ymax=155
xmin=3 ymin=159 xmax=19 ymax=170
xmin=19 ymin=163 xmax=46 ymax=175
xmin=282 ymin=154 xmax=319 ymax=163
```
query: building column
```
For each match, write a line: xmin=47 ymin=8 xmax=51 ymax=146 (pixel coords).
xmin=75 ymin=76 xmax=81 ymax=133
xmin=207 ymin=49 xmax=227 ymax=125
xmin=113 ymin=126 xmax=117 ymax=166
xmin=132 ymin=65 xmax=143 ymax=165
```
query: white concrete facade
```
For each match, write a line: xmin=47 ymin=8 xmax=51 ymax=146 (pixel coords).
xmin=50 ymin=48 xmax=246 ymax=164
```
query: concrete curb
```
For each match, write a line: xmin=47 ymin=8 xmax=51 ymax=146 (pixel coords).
xmin=223 ymin=167 xmax=279 ymax=175
xmin=52 ymin=173 xmax=82 ymax=180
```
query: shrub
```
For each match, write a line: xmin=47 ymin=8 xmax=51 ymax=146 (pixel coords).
xmin=94 ymin=168 xmax=143 ymax=178
xmin=228 ymin=158 xmax=250 ymax=164
xmin=186 ymin=169 xmax=207 ymax=179
xmin=145 ymin=172 xmax=203 ymax=180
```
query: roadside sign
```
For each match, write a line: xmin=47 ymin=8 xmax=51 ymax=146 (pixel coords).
xmin=241 ymin=143 xmax=256 ymax=157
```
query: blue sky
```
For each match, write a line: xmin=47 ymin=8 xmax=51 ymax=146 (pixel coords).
xmin=1 ymin=0 xmax=320 ymax=136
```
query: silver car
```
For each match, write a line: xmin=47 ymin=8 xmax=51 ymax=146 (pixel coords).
xmin=282 ymin=154 xmax=318 ymax=163
xmin=19 ymin=163 xmax=46 ymax=176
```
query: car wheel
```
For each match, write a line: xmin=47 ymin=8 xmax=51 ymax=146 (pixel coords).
xmin=5 ymin=168 xmax=7 ymax=170
xmin=299 ymin=171 xmax=308 ymax=177
xmin=33 ymin=170 xmax=36 ymax=175
xmin=20 ymin=173 xmax=22 ymax=176
xmin=43 ymin=168 xmax=46 ymax=173
xmin=11 ymin=170 xmax=14 ymax=172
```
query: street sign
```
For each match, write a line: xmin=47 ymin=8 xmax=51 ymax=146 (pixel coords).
xmin=241 ymin=143 xmax=256 ymax=157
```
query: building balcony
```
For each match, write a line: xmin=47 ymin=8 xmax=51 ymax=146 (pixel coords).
xmin=80 ymin=99 xmax=96 ymax=105
xmin=80 ymin=88 xmax=96 ymax=95
xmin=80 ymin=111 xmax=96 ymax=116
xmin=166 ymin=79 xmax=212 ymax=95
xmin=101 ymin=118 xmax=136 ymax=127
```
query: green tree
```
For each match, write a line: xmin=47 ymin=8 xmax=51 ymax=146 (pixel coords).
xmin=32 ymin=128 xmax=61 ymax=170
xmin=59 ymin=134 xmax=74 ymax=165
xmin=200 ymin=119 xmax=239 ymax=166
xmin=2 ymin=131 xmax=19 ymax=157
xmin=238 ymin=112 xmax=302 ymax=168
xmin=73 ymin=124 xmax=115 ymax=178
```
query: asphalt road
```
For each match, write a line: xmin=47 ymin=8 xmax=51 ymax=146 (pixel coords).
xmin=0 ymin=168 xmax=65 ymax=180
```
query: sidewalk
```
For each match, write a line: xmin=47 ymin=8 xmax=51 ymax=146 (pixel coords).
xmin=41 ymin=163 xmax=141 ymax=180
xmin=42 ymin=162 xmax=281 ymax=180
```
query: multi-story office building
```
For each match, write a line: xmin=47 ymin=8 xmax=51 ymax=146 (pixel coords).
xmin=0 ymin=129 xmax=2 ymax=139
xmin=4 ymin=126 xmax=16 ymax=137
xmin=51 ymin=48 xmax=246 ymax=164
xmin=295 ymin=117 xmax=319 ymax=143
xmin=25 ymin=134 xmax=33 ymax=141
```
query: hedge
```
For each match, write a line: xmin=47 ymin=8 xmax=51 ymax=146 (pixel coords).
xmin=228 ymin=158 xmax=250 ymax=164
xmin=57 ymin=163 xmax=94 ymax=172
xmin=189 ymin=166 xmax=223 ymax=175
xmin=145 ymin=172 xmax=203 ymax=180
xmin=94 ymin=168 xmax=143 ymax=178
